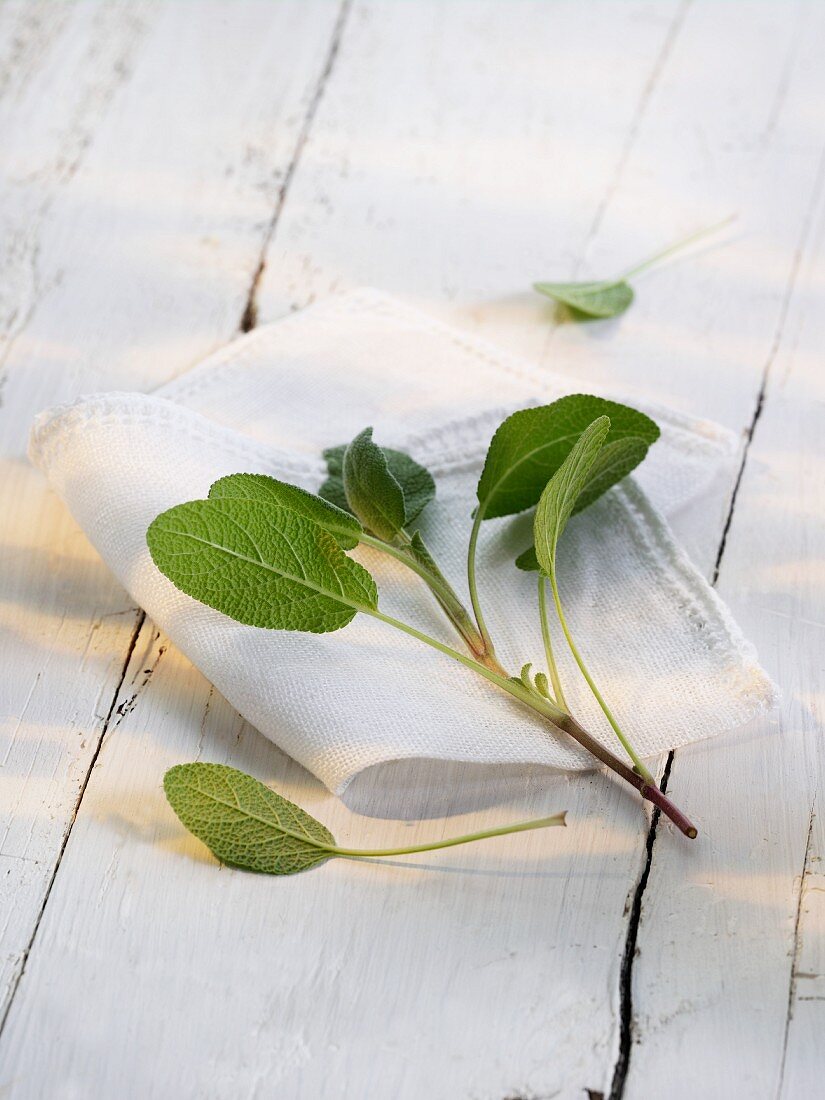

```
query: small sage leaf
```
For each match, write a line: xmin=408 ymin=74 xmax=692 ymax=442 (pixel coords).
xmin=323 ymin=437 xmax=436 ymax=531
xmin=147 ymin=497 xmax=377 ymax=633
xmin=165 ymin=763 xmax=568 ymax=875
xmin=164 ymin=763 xmax=336 ymax=875
xmin=322 ymin=444 xmax=346 ymax=478
xmin=319 ymin=445 xmax=351 ymax=513
xmin=534 ymin=672 xmax=550 ymax=698
xmin=383 ymin=449 xmax=436 ymax=525
xmin=515 ymin=435 xmax=651 ymax=572
xmin=534 ymin=219 xmax=735 ymax=322
xmin=534 ymin=280 xmax=634 ymax=319
xmin=515 ymin=544 xmax=540 ymax=572
xmin=534 ymin=417 xmax=610 ymax=579
xmin=409 ymin=529 xmax=439 ymax=573
xmin=477 ymin=394 xmax=659 ymax=521
xmin=343 ymin=427 xmax=407 ymax=540
xmin=209 ymin=473 xmax=362 ymax=550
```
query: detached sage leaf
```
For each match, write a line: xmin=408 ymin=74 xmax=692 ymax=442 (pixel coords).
xmin=343 ymin=427 xmax=407 ymax=540
xmin=164 ymin=763 xmax=336 ymax=875
xmin=209 ymin=473 xmax=362 ymax=550
xmin=477 ymin=394 xmax=659 ymax=520
xmin=534 ymin=279 xmax=634 ymax=319
xmin=534 ymin=416 xmax=611 ymax=578
xmin=321 ymin=439 xmax=435 ymax=527
xmin=534 ymin=218 xmax=735 ymax=321
xmin=165 ymin=763 xmax=568 ymax=876
xmin=147 ymin=497 xmax=377 ymax=633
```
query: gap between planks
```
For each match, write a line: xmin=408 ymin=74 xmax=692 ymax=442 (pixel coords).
xmin=610 ymin=131 xmax=825 ymax=1100
xmin=0 ymin=0 xmax=353 ymax=1046
xmin=776 ymin=807 xmax=817 ymax=1097
xmin=239 ymin=0 xmax=353 ymax=333
xmin=0 ymin=610 xmax=145 ymax=1037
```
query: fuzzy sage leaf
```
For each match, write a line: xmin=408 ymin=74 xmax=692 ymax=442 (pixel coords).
xmin=534 ymin=216 xmax=735 ymax=320
xmin=468 ymin=394 xmax=657 ymax=666
xmin=534 ymin=416 xmax=611 ymax=577
xmin=476 ymin=394 xmax=659 ymax=521
xmin=165 ymin=763 xmax=337 ymax=875
xmin=533 ymin=417 xmax=658 ymax=786
xmin=534 ymin=279 xmax=634 ymax=319
xmin=147 ymin=497 xmax=377 ymax=633
xmin=165 ymin=763 xmax=566 ymax=875
xmin=342 ymin=427 xmax=406 ymax=540
xmin=210 ymin=472 xmax=362 ymax=550
xmin=515 ymin=435 xmax=651 ymax=572
xmin=322 ymin=437 xmax=435 ymax=528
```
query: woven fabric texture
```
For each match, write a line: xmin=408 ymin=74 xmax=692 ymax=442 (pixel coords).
xmin=29 ymin=290 xmax=776 ymax=794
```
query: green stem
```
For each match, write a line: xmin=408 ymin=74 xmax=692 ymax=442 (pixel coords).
xmin=538 ymin=575 xmax=567 ymax=710
xmin=368 ymin=606 xmax=530 ymax=701
xmin=619 ymin=214 xmax=736 ymax=281
xmin=397 ymin=529 xmax=494 ymax=662
xmin=467 ymin=503 xmax=495 ymax=653
xmin=329 ymin=812 xmax=566 ymax=858
xmin=548 ymin=567 xmax=655 ymax=784
xmin=358 ymin=530 xmax=449 ymax=592
xmin=359 ymin=529 xmax=501 ymax=668
xmin=365 ymin=603 xmax=696 ymax=838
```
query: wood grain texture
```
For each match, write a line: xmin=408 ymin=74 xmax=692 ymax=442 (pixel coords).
xmin=0 ymin=0 xmax=345 ymax=1026
xmin=0 ymin=0 xmax=822 ymax=1096
xmin=625 ymin=133 xmax=825 ymax=1100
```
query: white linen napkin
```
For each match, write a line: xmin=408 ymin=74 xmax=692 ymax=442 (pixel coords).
xmin=29 ymin=289 xmax=776 ymax=794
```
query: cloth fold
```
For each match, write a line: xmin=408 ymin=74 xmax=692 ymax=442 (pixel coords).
xmin=29 ymin=290 xmax=776 ymax=794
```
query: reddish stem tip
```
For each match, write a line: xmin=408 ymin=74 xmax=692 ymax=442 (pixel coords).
xmin=641 ymin=784 xmax=698 ymax=840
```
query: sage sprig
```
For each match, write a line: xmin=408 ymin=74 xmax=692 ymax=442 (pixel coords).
xmin=534 ymin=216 xmax=735 ymax=319
xmin=149 ymin=393 xmax=698 ymax=859
xmin=164 ymin=763 xmax=565 ymax=876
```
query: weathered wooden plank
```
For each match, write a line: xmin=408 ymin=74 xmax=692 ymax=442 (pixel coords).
xmin=625 ymin=141 xmax=825 ymax=1098
xmin=0 ymin=0 xmax=347 ymax=1025
xmin=781 ymin=807 xmax=825 ymax=1097
xmin=256 ymin=0 xmax=690 ymax=370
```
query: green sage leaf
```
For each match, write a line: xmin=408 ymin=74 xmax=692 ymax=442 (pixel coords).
xmin=342 ymin=427 xmax=407 ymax=540
xmin=321 ymin=439 xmax=435 ymax=528
xmin=164 ymin=763 xmax=336 ymax=875
xmin=209 ymin=472 xmax=362 ymax=550
xmin=534 ymin=279 xmax=634 ymax=319
xmin=533 ymin=219 xmax=735 ymax=322
xmin=515 ymin=544 xmax=540 ymax=572
xmin=147 ymin=497 xmax=377 ymax=633
xmin=515 ymin=435 xmax=650 ymax=572
xmin=533 ymin=416 xmax=611 ymax=578
xmin=477 ymin=394 xmax=658 ymax=520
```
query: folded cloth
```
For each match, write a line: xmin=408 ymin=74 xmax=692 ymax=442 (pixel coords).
xmin=29 ymin=289 xmax=776 ymax=794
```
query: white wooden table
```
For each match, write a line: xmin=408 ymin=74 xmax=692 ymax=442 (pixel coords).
xmin=1 ymin=3 xmax=823 ymax=1097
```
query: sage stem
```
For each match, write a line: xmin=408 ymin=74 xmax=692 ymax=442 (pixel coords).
xmin=548 ymin=567 xmax=656 ymax=786
xmin=330 ymin=812 xmax=566 ymax=858
xmin=365 ymin=605 xmax=697 ymax=838
xmin=538 ymin=575 xmax=567 ymax=709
